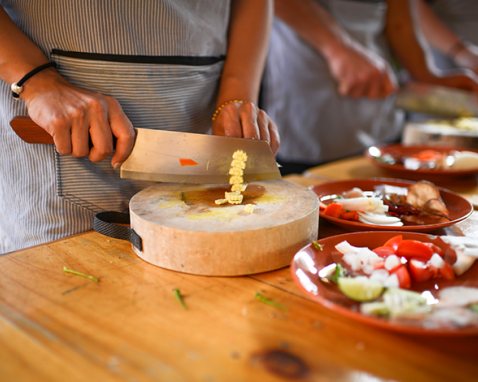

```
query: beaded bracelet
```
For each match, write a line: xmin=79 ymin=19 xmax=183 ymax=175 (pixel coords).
xmin=11 ymin=61 xmax=57 ymax=99
xmin=211 ymin=99 xmax=246 ymax=121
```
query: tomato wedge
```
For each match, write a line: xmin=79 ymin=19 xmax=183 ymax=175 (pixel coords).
xmin=396 ymin=239 xmax=434 ymax=261
xmin=373 ymin=245 xmax=396 ymax=258
xmin=391 ymin=265 xmax=411 ymax=289
xmin=408 ymin=259 xmax=433 ymax=283
xmin=323 ymin=203 xmax=345 ymax=218
xmin=383 ymin=235 xmax=403 ymax=251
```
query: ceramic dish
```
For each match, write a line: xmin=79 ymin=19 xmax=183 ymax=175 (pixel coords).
xmin=366 ymin=144 xmax=478 ymax=177
xmin=312 ymin=178 xmax=473 ymax=232
xmin=291 ymin=231 xmax=478 ymax=336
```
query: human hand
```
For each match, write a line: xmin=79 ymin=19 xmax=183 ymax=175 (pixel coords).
xmin=212 ymin=101 xmax=280 ymax=154
xmin=21 ymin=69 xmax=135 ymax=168
xmin=324 ymin=40 xmax=398 ymax=99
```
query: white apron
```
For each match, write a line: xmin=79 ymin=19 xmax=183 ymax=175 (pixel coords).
xmin=262 ymin=0 xmax=404 ymax=165
xmin=0 ymin=0 xmax=230 ymax=253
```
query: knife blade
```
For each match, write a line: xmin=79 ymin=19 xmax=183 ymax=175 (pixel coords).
xmin=10 ymin=116 xmax=281 ymax=184
xmin=395 ymin=82 xmax=478 ymax=117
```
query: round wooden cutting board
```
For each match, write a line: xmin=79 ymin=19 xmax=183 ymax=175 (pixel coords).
xmin=129 ymin=180 xmax=319 ymax=276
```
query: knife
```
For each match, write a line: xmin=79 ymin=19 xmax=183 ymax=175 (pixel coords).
xmin=395 ymin=82 xmax=478 ymax=117
xmin=10 ymin=116 xmax=281 ymax=184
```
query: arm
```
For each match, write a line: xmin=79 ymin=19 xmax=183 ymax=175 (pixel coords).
xmin=0 ymin=7 xmax=134 ymax=167
xmin=416 ymin=0 xmax=478 ymax=73
xmin=272 ymin=0 xmax=397 ymax=99
xmin=385 ymin=0 xmax=478 ymax=91
xmin=212 ymin=0 xmax=279 ymax=154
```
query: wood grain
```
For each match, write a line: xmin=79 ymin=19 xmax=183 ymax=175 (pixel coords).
xmin=1 ymin=156 xmax=477 ymax=382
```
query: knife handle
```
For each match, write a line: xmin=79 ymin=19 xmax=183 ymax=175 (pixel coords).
xmin=10 ymin=116 xmax=54 ymax=144
xmin=10 ymin=116 xmax=117 ymax=147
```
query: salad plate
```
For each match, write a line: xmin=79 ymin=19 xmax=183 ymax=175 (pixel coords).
xmin=313 ymin=178 xmax=473 ymax=232
xmin=366 ymin=144 xmax=478 ymax=177
xmin=291 ymin=231 xmax=478 ymax=336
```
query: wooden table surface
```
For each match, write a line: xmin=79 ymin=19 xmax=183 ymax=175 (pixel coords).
xmin=1 ymin=156 xmax=477 ymax=382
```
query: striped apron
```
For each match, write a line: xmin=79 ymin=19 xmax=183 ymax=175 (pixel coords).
xmin=0 ymin=0 xmax=230 ymax=253
xmin=262 ymin=0 xmax=404 ymax=165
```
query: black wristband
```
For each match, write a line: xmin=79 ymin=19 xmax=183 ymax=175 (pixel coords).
xmin=11 ymin=61 xmax=57 ymax=99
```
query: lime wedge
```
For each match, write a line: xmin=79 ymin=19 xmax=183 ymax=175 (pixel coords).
xmin=338 ymin=277 xmax=384 ymax=302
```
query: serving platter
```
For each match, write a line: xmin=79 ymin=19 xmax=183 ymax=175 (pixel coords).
xmin=312 ymin=178 xmax=473 ymax=232
xmin=291 ymin=231 xmax=478 ymax=336
xmin=366 ymin=144 xmax=478 ymax=177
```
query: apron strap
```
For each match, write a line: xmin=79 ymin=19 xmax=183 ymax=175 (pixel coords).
xmin=93 ymin=211 xmax=143 ymax=251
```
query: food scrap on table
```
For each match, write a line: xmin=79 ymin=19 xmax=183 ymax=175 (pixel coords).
xmin=173 ymin=288 xmax=188 ymax=310
xmin=63 ymin=266 xmax=99 ymax=283
xmin=255 ymin=292 xmax=285 ymax=310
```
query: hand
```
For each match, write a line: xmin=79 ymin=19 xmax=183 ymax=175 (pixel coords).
xmin=212 ymin=101 xmax=280 ymax=154
xmin=324 ymin=40 xmax=398 ymax=99
xmin=21 ymin=69 xmax=135 ymax=168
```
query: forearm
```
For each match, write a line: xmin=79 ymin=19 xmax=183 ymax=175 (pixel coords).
xmin=216 ymin=0 xmax=272 ymax=105
xmin=274 ymin=0 xmax=352 ymax=61
xmin=415 ymin=0 xmax=462 ymax=56
xmin=385 ymin=0 xmax=478 ymax=90
xmin=0 ymin=7 xmax=50 ymax=84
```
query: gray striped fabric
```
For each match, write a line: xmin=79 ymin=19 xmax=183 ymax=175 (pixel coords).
xmin=0 ymin=0 xmax=230 ymax=253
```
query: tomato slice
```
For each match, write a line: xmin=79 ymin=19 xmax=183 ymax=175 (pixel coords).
xmin=323 ymin=203 xmax=345 ymax=218
xmin=430 ymin=262 xmax=456 ymax=281
xmin=383 ymin=235 xmax=403 ymax=251
xmin=408 ymin=259 xmax=433 ymax=283
xmin=391 ymin=265 xmax=411 ymax=289
xmin=396 ymin=239 xmax=434 ymax=261
xmin=340 ymin=210 xmax=359 ymax=221
xmin=373 ymin=245 xmax=396 ymax=258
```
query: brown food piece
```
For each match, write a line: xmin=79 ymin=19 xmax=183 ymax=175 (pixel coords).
xmin=406 ymin=180 xmax=449 ymax=218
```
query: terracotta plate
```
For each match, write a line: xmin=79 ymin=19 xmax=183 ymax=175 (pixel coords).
xmin=291 ymin=231 xmax=478 ymax=336
xmin=312 ymin=178 xmax=473 ymax=232
xmin=366 ymin=144 xmax=478 ymax=176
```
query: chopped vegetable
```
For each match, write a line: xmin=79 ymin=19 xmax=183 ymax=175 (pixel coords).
xmin=215 ymin=150 xmax=249 ymax=206
xmin=63 ymin=266 xmax=99 ymax=283
xmin=396 ymin=239 xmax=434 ymax=261
xmin=178 ymin=158 xmax=198 ymax=166
xmin=338 ymin=277 xmax=384 ymax=302
xmin=255 ymin=292 xmax=285 ymax=310
xmin=173 ymin=288 xmax=188 ymax=309
xmin=331 ymin=263 xmax=346 ymax=283
xmin=312 ymin=241 xmax=324 ymax=251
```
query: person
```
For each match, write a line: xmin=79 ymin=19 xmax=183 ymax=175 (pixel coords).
xmin=262 ymin=0 xmax=403 ymax=175
xmin=262 ymin=0 xmax=478 ymax=175
xmin=384 ymin=0 xmax=478 ymax=91
xmin=0 ymin=0 xmax=279 ymax=253
xmin=416 ymin=0 xmax=478 ymax=75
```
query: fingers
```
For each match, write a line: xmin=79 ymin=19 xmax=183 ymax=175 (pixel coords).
xmin=107 ymin=97 xmax=136 ymax=167
xmin=212 ymin=101 xmax=280 ymax=154
xmin=87 ymin=98 xmax=113 ymax=162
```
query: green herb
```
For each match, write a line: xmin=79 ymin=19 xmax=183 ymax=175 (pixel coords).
xmin=331 ymin=263 xmax=347 ymax=284
xmin=173 ymin=288 xmax=188 ymax=310
xmin=255 ymin=292 xmax=285 ymax=310
xmin=312 ymin=241 xmax=324 ymax=251
xmin=63 ymin=266 xmax=99 ymax=283
xmin=470 ymin=304 xmax=478 ymax=313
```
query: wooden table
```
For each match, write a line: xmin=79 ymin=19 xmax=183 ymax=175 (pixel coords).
xmin=1 ymin=156 xmax=477 ymax=382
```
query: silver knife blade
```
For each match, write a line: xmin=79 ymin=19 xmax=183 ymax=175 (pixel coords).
xmin=119 ymin=128 xmax=281 ymax=184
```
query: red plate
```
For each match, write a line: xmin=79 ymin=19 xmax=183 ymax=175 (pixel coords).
xmin=291 ymin=231 xmax=478 ymax=336
xmin=366 ymin=144 xmax=478 ymax=176
xmin=313 ymin=178 xmax=473 ymax=232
